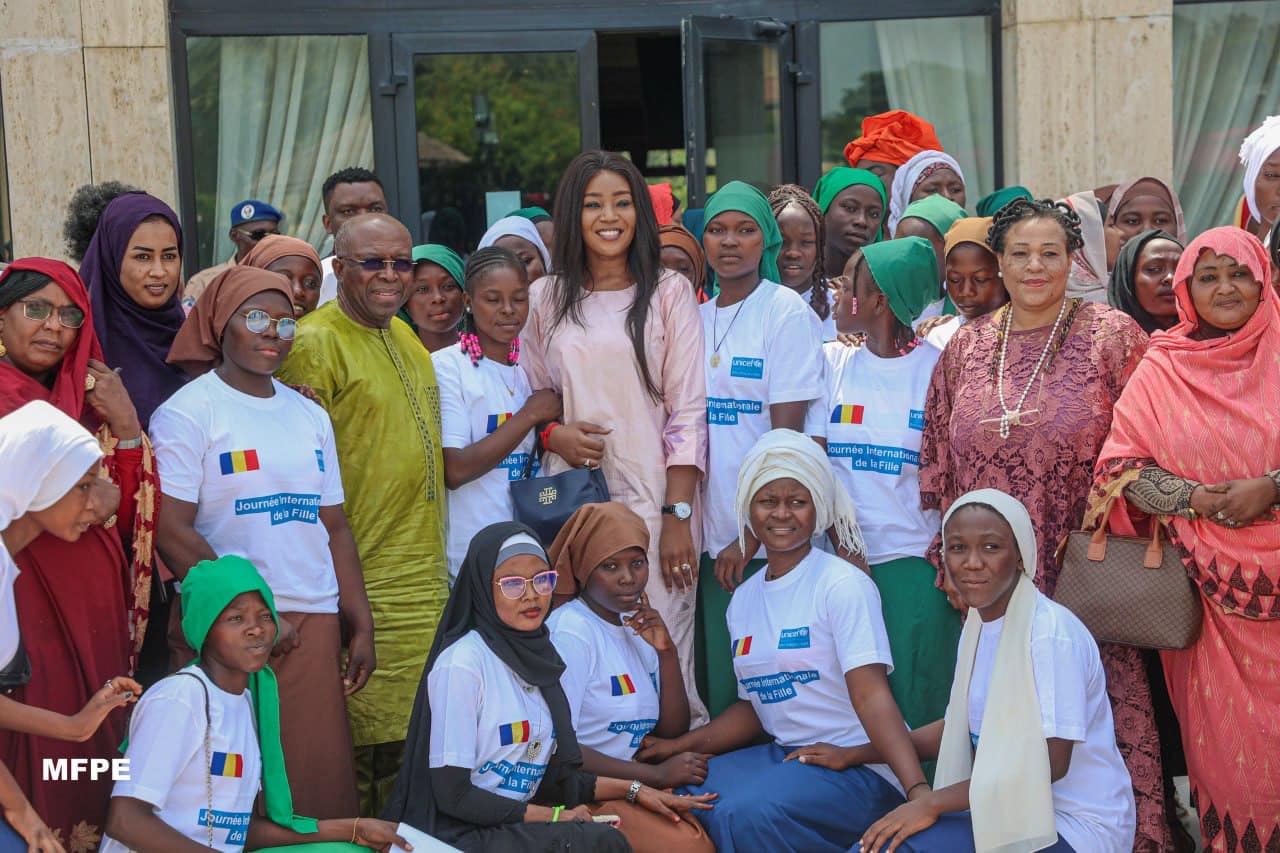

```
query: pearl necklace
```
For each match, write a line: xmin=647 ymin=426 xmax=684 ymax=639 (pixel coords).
xmin=994 ymin=299 xmax=1069 ymax=439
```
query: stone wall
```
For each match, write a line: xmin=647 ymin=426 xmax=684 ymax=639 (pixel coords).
xmin=0 ymin=0 xmax=177 ymax=259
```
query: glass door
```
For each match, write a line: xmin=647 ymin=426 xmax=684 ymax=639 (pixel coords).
xmin=682 ymin=16 xmax=796 ymax=208
xmin=383 ymin=31 xmax=599 ymax=248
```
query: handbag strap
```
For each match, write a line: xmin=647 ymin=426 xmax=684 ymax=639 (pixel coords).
xmin=520 ymin=432 xmax=542 ymax=481
xmin=173 ymin=671 xmax=214 ymax=848
xmin=1087 ymin=498 xmax=1166 ymax=569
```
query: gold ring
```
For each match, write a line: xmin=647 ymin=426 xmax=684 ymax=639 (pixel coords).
xmin=84 ymin=374 xmax=96 ymax=392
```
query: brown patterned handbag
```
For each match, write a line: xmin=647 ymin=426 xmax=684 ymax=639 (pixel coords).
xmin=1053 ymin=504 xmax=1202 ymax=650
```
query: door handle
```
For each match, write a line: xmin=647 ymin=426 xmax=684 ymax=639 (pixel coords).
xmin=377 ymin=73 xmax=408 ymax=97
xmin=786 ymin=62 xmax=814 ymax=85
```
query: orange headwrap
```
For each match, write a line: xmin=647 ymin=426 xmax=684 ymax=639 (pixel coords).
xmin=843 ymin=109 xmax=944 ymax=168
xmin=649 ymin=183 xmax=676 ymax=226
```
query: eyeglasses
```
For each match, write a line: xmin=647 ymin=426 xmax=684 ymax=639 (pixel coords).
xmin=17 ymin=300 xmax=85 ymax=329
xmin=236 ymin=228 xmax=277 ymax=242
xmin=493 ymin=569 xmax=558 ymax=600
xmin=240 ymin=309 xmax=298 ymax=340
xmin=337 ymin=256 xmax=414 ymax=275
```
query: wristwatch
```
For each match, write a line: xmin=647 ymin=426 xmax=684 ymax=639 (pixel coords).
xmin=661 ymin=502 xmax=692 ymax=521
xmin=626 ymin=779 xmax=643 ymax=803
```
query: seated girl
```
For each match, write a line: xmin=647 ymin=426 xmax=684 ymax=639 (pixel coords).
xmin=382 ymin=521 xmax=716 ymax=852
xmin=650 ymin=429 xmax=931 ymax=852
xmin=849 ymin=489 xmax=1136 ymax=852
xmin=102 ymin=555 xmax=406 ymax=852
xmin=546 ymin=501 xmax=714 ymax=852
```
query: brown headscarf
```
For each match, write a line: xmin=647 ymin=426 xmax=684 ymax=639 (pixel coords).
xmin=241 ymin=234 xmax=323 ymax=276
xmin=548 ymin=502 xmax=651 ymax=596
xmin=167 ymin=266 xmax=293 ymax=376
xmin=658 ymin=223 xmax=707 ymax=292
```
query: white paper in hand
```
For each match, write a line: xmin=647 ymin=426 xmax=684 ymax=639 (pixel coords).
xmin=392 ymin=822 xmax=464 ymax=853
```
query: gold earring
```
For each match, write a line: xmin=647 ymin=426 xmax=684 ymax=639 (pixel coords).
xmin=0 ymin=340 xmax=7 ymax=359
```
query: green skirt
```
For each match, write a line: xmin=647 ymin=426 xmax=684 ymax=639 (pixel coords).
xmin=870 ymin=556 xmax=961 ymax=729
xmin=694 ymin=552 xmax=767 ymax=719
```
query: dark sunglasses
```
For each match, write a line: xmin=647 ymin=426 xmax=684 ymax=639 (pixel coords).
xmin=237 ymin=228 xmax=277 ymax=242
xmin=17 ymin=300 xmax=85 ymax=329
xmin=337 ymin=256 xmax=414 ymax=274
xmin=493 ymin=569 xmax=558 ymax=600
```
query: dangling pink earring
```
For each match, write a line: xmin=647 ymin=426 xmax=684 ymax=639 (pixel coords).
xmin=508 ymin=336 xmax=520 ymax=365
xmin=849 ymin=296 xmax=859 ymax=316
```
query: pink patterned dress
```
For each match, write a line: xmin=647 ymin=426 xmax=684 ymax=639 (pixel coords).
xmin=920 ymin=300 xmax=1170 ymax=852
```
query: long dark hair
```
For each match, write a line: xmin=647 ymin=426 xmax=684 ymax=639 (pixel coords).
xmin=550 ymin=150 xmax=662 ymax=401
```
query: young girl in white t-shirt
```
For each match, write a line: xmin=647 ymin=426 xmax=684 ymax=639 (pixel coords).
xmin=657 ymin=430 xmax=930 ymax=853
xmin=435 ymin=247 xmax=562 ymax=584
xmin=696 ymin=182 xmax=825 ymax=718
xmin=102 ymin=555 xmax=405 ymax=852
xmin=822 ymin=236 xmax=958 ymax=731
xmin=381 ymin=521 xmax=715 ymax=852
xmin=849 ymin=490 xmax=1136 ymax=853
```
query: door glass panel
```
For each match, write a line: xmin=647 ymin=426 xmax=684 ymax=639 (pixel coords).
xmin=702 ymin=39 xmax=782 ymax=197
xmin=414 ymin=52 xmax=580 ymax=252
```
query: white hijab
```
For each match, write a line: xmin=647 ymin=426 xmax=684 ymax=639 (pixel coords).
xmin=0 ymin=400 xmax=104 ymax=669
xmin=1060 ymin=190 xmax=1109 ymax=303
xmin=1239 ymin=115 xmax=1280 ymax=228
xmin=934 ymin=489 xmax=1057 ymax=853
xmin=734 ymin=428 xmax=865 ymax=558
xmin=477 ymin=216 xmax=552 ymax=272
xmin=888 ymin=150 xmax=966 ymax=237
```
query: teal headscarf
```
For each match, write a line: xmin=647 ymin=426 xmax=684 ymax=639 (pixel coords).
xmin=899 ymin=194 xmax=968 ymax=242
xmin=397 ymin=243 xmax=466 ymax=333
xmin=975 ymin=185 xmax=1033 ymax=218
xmin=813 ymin=167 xmax=889 ymax=242
xmin=860 ymin=236 xmax=939 ymax=327
xmin=507 ymin=206 xmax=551 ymax=223
xmin=702 ymin=181 xmax=781 ymax=287
xmin=179 ymin=556 xmax=318 ymax=835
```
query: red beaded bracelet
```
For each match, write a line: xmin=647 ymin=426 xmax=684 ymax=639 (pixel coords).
xmin=539 ymin=422 xmax=561 ymax=447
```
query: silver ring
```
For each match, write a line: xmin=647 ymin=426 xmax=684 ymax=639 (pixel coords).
xmin=680 ymin=563 xmax=692 ymax=572
xmin=104 ymin=679 xmax=114 ymax=690
xmin=1215 ymin=512 xmax=1227 ymax=521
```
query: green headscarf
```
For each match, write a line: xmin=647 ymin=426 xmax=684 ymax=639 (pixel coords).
xmin=397 ymin=243 xmax=466 ymax=333
xmin=899 ymin=194 xmax=968 ymax=242
xmin=812 ymin=167 xmax=889 ymax=241
xmin=507 ymin=206 xmax=551 ymax=223
xmin=702 ymin=181 xmax=781 ymax=287
xmin=860 ymin=236 xmax=939 ymax=327
xmin=975 ymin=185 xmax=1033 ymax=218
xmin=181 ymin=556 xmax=318 ymax=835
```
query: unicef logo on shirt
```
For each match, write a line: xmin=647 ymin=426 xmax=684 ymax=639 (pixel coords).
xmin=729 ymin=357 xmax=764 ymax=379
xmin=778 ymin=626 xmax=811 ymax=650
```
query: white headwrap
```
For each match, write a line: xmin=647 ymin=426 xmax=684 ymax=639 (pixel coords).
xmin=888 ymin=150 xmax=966 ymax=237
xmin=1061 ymin=189 xmax=1109 ymax=303
xmin=0 ymin=400 xmax=103 ymax=670
xmin=734 ymin=429 xmax=865 ymax=557
xmin=934 ymin=489 xmax=1057 ymax=853
xmin=1239 ymin=115 xmax=1280 ymax=224
xmin=477 ymin=216 xmax=552 ymax=274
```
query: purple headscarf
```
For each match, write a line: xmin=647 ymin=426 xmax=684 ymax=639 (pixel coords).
xmin=78 ymin=191 xmax=187 ymax=428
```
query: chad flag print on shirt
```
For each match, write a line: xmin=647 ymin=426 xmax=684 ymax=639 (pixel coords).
xmin=219 ymin=449 xmax=260 ymax=475
xmin=486 ymin=413 xmax=513 ymax=433
xmin=732 ymin=636 xmax=753 ymax=657
xmin=830 ymin=404 xmax=865 ymax=425
xmin=610 ymin=674 xmax=637 ymax=696
xmin=499 ymin=720 xmax=531 ymax=745
xmin=210 ymin=751 xmax=244 ymax=777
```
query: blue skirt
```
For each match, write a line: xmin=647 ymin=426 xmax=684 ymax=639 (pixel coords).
xmin=678 ymin=742 xmax=904 ymax=853
xmin=847 ymin=812 xmax=1076 ymax=852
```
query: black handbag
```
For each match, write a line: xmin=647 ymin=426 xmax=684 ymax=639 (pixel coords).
xmin=509 ymin=438 xmax=610 ymax=546
xmin=0 ymin=639 xmax=32 ymax=692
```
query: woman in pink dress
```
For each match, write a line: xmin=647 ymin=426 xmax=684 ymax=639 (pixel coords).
xmin=522 ymin=150 xmax=709 ymax=722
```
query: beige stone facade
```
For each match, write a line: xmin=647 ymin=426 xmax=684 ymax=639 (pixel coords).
xmin=0 ymin=0 xmax=1176 ymax=258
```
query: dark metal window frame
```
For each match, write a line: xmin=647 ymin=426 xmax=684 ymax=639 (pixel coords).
xmin=169 ymin=0 xmax=1000 ymax=275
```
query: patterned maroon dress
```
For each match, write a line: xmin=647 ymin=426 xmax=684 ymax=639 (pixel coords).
xmin=921 ymin=300 xmax=1171 ymax=852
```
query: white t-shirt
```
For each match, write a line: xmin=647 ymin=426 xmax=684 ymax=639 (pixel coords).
xmin=151 ymin=373 xmax=345 ymax=613
xmin=924 ymin=314 xmax=964 ymax=350
xmin=434 ymin=346 xmax=537 ymax=582
xmin=0 ymin=551 xmax=19 ymax=672
xmin=966 ymin=594 xmax=1137 ymax=853
xmin=796 ymin=286 xmax=838 ymax=342
xmin=726 ymin=548 xmax=899 ymax=790
xmin=548 ymin=598 xmax=661 ymax=760
xmin=701 ymin=282 xmax=824 ymax=555
xmin=917 ymin=296 xmax=946 ymax=321
xmin=821 ymin=341 xmax=942 ymax=565
xmin=101 ymin=666 xmax=261 ymax=852
xmin=428 ymin=631 xmax=557 ymax=800
xmin=317 ymin=255 xmax=339 ymax=307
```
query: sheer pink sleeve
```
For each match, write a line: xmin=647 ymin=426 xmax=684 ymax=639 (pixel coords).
xmin=658 ymin=274 xmax=707 ymax=472
xmin=521 ymin=277 xmax=556 ymax=392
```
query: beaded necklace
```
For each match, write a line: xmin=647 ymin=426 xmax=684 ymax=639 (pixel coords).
xmin=990 ymin=298 xmax=1070 ymax=439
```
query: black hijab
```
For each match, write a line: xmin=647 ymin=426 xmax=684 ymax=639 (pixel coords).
xmin=382 ymin=521 xmax=582 ymax=829
xmin=1107 ymin=228 xmax=1183 ymax=335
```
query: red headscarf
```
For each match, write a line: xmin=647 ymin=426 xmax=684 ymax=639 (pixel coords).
xmin=843 ymin=110 xmax=944 ymax=168
xmin=648 ymin=183 xmax=676 ymax=226
xmin=1092 ymin=227 xmax=1280 ymax=617
xmin=0 ymin=258 xmax=104 ymax=421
